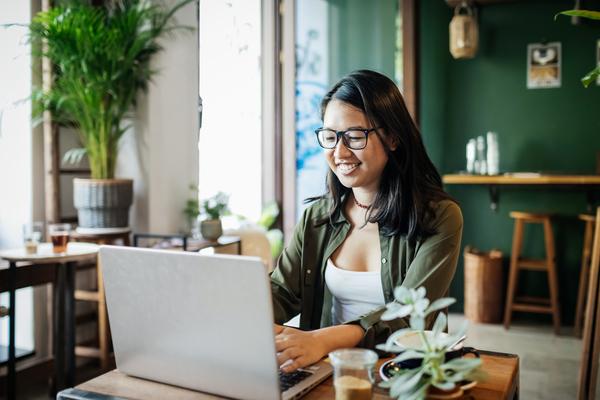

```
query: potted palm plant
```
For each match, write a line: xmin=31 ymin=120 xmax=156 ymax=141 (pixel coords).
xmin=29 ymin=0 xmax=192 ymax=228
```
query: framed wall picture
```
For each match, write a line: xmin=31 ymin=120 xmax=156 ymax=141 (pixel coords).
xmin=527 ymin=42 xmax=561 ymax=89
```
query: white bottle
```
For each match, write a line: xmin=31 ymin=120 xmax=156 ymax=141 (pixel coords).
xmin=466 ymin=139 xmax=476 ymax=174
xmin=486 ymin=131 xmax=499 ymax=175
xmin=476 ymin=136 xmax=487 ymax=175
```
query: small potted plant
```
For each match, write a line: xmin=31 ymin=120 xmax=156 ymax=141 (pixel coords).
xmin=200 ymin=192 xmax=229 ymax=241
xmin=377 ymin=287 xmax=482 ymax=399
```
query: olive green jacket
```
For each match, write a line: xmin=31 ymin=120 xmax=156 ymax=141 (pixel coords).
xmin=270 ymin=198 xmax=463 ymax=349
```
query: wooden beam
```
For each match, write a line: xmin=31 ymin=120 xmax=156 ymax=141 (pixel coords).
xmin=42 ymin=0 xmax=60 ymax=223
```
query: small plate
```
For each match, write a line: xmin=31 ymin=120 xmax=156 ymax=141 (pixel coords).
xmin=379 ymin=346 xmax=479 ymax=379
xmin=394 ymin=331 xmax=464 ymax=352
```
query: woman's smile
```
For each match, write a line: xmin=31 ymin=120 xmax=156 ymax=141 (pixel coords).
xmin=336 ymin=161 xmax=361 ymax=175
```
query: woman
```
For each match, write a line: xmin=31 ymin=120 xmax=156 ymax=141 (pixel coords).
xmin=271 ymin=70 xmax=462 ymax=373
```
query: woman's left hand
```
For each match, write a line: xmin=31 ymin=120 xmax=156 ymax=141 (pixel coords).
xmin=274 ymin=324 xmax=327 ymax=373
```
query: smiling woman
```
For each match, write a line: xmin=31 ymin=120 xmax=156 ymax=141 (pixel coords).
xmin=270 ymin=70 xmax=463 ymax=373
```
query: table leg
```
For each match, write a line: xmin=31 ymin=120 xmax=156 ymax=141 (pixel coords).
xmin=489 ymin=185 xmax=500 ymax=212
xmin=65 ymin=261 xmax=76 ymax=386
xmin=52 ymin=262 xmax=66 ymax=395
xmin=7 ymin=261 xmax=16 ymax=400
xmin=586 ymin=189 xmax=596 ymax=213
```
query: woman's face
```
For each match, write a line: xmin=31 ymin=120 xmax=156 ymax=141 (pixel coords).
xmin=322 ymin=99 xmax=391 ymax=193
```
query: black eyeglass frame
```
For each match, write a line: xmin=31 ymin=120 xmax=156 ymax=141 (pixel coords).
xmin=314 ymin=127 xmax=379 ymax=150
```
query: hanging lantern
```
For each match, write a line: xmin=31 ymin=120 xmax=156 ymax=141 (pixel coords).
xmin=449 ymin=1 xmax=479 ymax=59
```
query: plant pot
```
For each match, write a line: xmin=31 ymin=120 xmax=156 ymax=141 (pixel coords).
xmin=200 ymin=219 xmax=222 ymax=240
xmin=73 ymin=178 xmax=133 ymax=228
xmin=427 ymin=385 xmax=464 ymax=399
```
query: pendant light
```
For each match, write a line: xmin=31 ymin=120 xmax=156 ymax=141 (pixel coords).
xmin=449 ymin=1 xmax=479 ymax=59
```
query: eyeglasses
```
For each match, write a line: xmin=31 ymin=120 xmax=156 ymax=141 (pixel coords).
xmin=314 ymin=127 xmax=378 ymax=150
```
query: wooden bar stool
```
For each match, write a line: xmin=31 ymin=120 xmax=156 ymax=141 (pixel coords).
xmin=70 ymin=228 xmax=131 ymax=370
xmin=575 ymin=214 xmax=596 ymax=337
xmin=503 ymin=212 xmax=561 ymax=334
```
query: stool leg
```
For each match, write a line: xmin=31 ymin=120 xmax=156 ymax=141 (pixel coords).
xmin=97 ymin=259 xmax=110 ymax=370
xmin=504 ymin=219 xmax=524 ymax=330
xmin=575 ymin=221 xmax=594 ymax=337
xmin=544 ymin=219 xmax=561 ymax=334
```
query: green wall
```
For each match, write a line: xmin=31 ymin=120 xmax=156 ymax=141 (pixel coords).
xmin=420 ymin=0 xmax=600 ymax=323
xmin=327 ymin=0 xmax=398 ymax=84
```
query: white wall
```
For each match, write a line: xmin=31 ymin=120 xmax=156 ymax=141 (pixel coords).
xmin=0 ymin=0 xmax=37 ymax=351
xmin=117 ymin=0 xmax=199 ymax=234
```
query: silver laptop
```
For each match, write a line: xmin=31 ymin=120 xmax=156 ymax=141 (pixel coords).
xmin=100 ymin=245 xmax=332 ymax=400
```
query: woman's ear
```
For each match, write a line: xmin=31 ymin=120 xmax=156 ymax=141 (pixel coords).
xmin=387 ymin=136 xmax=398 ymax=152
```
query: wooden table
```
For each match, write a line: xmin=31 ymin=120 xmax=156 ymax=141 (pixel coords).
xmin=132 ymin=233 xmax=241 ymax=254
xmin=443 ymin=173 xmax=600 ymax=211
xmin=71 ymin=227 xmax=132 ymax=246
xmin=0 ymin=242 xmax=99 ymax=400
xmin=64 ymin=350 xmax=518 ymax=399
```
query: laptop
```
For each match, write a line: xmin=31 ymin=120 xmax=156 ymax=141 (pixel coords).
xmin=97 ymin=245 xmax=332 ymax=400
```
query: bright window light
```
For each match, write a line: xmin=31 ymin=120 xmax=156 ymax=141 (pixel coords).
xmin=198 ymin=0 xmax=262 ymax=222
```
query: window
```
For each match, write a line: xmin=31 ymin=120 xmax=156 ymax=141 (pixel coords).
xmin=293 ymin=0 xmax=404 ymax=220
xmin=198 ymin=0 xmax=263 ymax=222
xmin=0 ymin=0 xmax=37 ymax=353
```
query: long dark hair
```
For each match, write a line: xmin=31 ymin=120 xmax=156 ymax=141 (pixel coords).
xmin=310 ymin=69 xmax=453 ymax=240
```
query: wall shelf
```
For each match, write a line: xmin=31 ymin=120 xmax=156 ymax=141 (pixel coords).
xmin=445 ymin=0 xmax=521 ymax=6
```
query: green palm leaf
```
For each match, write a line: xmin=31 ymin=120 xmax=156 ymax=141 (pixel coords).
xmin=555 ymin=10 xmax=600 ymax=21
xmin=29 ymin=0 xmax=194 ymax=178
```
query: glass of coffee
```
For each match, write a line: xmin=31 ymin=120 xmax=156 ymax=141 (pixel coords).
xmin=48 ymin=223 xmax=71 ymax=254
xmin=329 ymin=348 xmax=378 ymax=400
xmin=23 ymin=222 xmax=44 ymax=254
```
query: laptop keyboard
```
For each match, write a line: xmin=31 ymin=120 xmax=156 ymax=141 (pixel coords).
xmin=279 ymin=369 xmax=312 ymax=392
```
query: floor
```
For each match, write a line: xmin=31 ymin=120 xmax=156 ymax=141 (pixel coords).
xmin=17 ymin=314 xmax=591 ymax=399
xmin=449 ymin=313 xmax=585 ymax=400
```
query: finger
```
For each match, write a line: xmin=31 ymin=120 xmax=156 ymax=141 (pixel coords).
xmin=274 ymin=324 xmax=284 ymax=335
xmin=277 ymin=347 xmax=302 ymax=366
xmin=274 ymin=335 xmax=296 ymax=352
xmin=281 ymin=355 xmax=310 ymax=373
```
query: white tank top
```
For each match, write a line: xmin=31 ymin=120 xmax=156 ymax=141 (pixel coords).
xmin=324 ymin=258 xmax=385 ymax=325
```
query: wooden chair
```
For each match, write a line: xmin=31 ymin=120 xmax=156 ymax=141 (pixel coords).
xmin=575 ymin=214 xmax=596 ymax=338
xmin=578 ymin=207 xmax=600 ymax=399
xmin=503 ymin=212 xmax=561 ymax=334
xmin=70 ymin=229 xmax=130 ymax=370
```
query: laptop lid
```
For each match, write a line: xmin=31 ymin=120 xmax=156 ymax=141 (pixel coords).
xmin=100 ymin=245 xmax=281 ymax=400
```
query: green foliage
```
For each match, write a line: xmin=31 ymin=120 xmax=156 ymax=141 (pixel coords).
xmin=556 ymin=10 xmax=600 ymax=87
xmin=202 ymin=192 xmax=229 ymax=220
xmin=378 ymin=287 xmax=481 ymax=400
xmin=29 ymin=0 xmax=193 ymax=178
xmin=556 ymin=10 xmax=600 ymax=21
xmin=257 ymin=202 xmax=284 ymax=259
xmin=183 ymin=184 xmax=200 ymax=220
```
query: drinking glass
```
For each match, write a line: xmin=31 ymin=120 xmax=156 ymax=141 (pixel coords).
xmin=23 ymin=222 xmax=44 ymax=254
xmin=48 ymin=223 xmax=71 ymax=254
xmin=329 ymin=348 xmax=378 ymax=400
